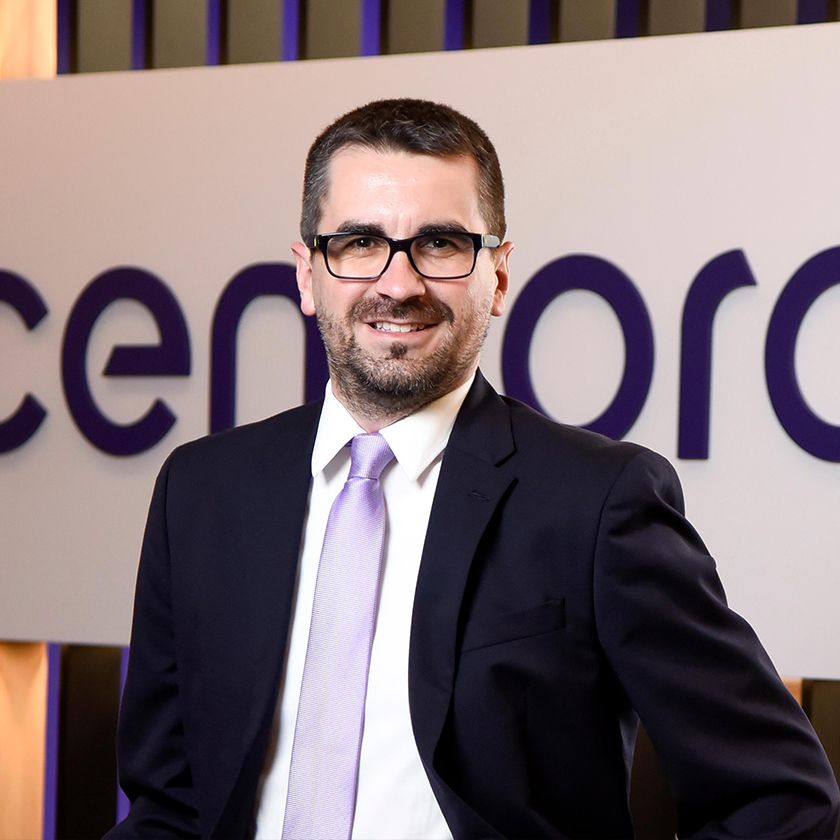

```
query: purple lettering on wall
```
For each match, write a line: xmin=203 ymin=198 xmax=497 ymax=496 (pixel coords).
xmin=765 ymin=246 xmax=840 ymax=462
xmin=502 ymin=254 xmax=654 ymax=440
xmin=678 ymin=250 xmax=757 ymax=459
xmin=0 ymin=270 xmax=49 ymax=452
xmin=61 ymin=267 xmax=190 ymax=456
xmin=210 ymin=263 xmax=328 ymax=434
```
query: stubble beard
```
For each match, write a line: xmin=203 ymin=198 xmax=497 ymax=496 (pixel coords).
xmin=317 ymin=297 xmax=490 ymax=425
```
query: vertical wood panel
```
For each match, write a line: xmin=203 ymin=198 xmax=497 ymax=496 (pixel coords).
xmin=152 ymin=0 xmax=206 ymax=68
xmin=386 ymin=0 xmax=445 ymax=53
xmin=803 ymin=679 xmax=840 ymax=803
xmin=0 ymin=0 xmax=56 ymax=78
xmin=739 ymin=0 xmax=797 ymax=26
xmin=472 ymin=0 xmax=529 ymax=47
xmin=77 ymin=0 xmax=132 ymax=72
xmin=0 ymin=642 xmax=47 ymax=840
xmin=648 ymin=0 xmax=705 ymax=34
xmin=559 ymin=0 xmax=615 ymax=41
xmin=305 ymin=0 xmax=360 ymax=58
xmin=228 ymin=0 xmax=281 ymax=65
xmin=55 ymin=646 xmax=121 ymax=840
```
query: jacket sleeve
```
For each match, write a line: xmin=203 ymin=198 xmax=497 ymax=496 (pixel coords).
xmin=593 ymin=449 xmax=839 ymax=840
xmin=104 ymin=454 xmax=201 ymax=839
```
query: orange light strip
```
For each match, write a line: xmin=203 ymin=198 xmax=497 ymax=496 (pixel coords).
xmin=0 ymin=642 xmax=47 ymax=840
xmin=0 ymin=0 xmax=57 ymax=80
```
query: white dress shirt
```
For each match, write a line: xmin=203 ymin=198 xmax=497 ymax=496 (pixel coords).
xmin=255 ymin=375 xmax=474 ymax=840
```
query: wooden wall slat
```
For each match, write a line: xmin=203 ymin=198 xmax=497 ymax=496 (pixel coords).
xmin=386 ymin=0 xmax=445 ymax=53
xmin=305 ymin=0 xmax=361 ymax=59
xmin=152 ymin=0 xmax=207 ymax=69
xmin=228 ymin=0 xmax=282 ymax=65
xmin=0 ymin=642 xmax=47 ymax=840
xmin=76 ymin=0 xmax=132 ymax=73
xmin=559 ymin=0 xmax=615 ymax=42
xmin=55 ymin=646 xmax=121 ymax=840
xmin=738 ymin=0 xmax=797 ymax=27
xmin=648 ymin=0 xmax=705 ymax=34
xmin=472 ymin=0 xmax=529 ymax=48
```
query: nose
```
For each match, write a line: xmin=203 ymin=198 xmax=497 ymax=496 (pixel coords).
xmin=373 ymin=250 xmax=427 ymax=302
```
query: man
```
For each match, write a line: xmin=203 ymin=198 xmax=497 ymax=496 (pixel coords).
xmin=108 ymin=99 xmax=839 ymax=839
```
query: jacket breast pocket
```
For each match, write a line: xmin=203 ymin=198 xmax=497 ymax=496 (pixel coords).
xmin=460 ymin=598 xmax=566 ymax=653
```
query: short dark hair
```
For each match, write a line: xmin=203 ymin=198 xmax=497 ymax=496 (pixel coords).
xmin=300 ymin=98 xmax=506 ymax=243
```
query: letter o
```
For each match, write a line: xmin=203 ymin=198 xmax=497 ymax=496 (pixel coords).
xmin=502 ymin=255 xmax=654 ymax=440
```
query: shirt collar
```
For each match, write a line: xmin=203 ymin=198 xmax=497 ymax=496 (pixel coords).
xmin=311 ymin=373 xmax=475 ymax=483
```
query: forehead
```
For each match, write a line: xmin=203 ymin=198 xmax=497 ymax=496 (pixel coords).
xmin=319 ymin=146 xmax=484 ymax=231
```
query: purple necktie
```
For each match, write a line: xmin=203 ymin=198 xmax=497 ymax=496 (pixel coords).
xmin=282 ymin=433 xmax=395 ymax=840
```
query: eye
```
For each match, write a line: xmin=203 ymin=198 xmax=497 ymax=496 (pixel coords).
xmin=415 ymin=234 xmax=471 ymax=255
xmin=329 ymin=234 xmax=384 ymax=256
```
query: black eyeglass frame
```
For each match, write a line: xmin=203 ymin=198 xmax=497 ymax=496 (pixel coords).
xmin=308 ymin=231 xmax=501 ymax=280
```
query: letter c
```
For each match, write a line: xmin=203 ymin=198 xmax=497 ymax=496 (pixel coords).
xmin=765 ymin=246 xmax=840 ymax=462
xmin=0 ymin=270 xmax=49 ymax=453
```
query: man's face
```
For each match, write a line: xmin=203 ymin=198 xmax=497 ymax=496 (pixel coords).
xmin=293 ymin=146 xmax=512 ymax=420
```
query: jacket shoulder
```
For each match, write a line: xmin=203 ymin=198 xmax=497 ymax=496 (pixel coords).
xmin=502 ymin=394 xmax=654 ymax=471
xmin=166 ymin=400 xmax=322 ymax=478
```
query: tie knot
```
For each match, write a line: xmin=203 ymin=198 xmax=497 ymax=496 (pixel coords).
xmin=348 ymin=433 xmax=394 ymax=481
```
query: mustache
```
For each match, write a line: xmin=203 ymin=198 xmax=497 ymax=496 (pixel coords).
xmin=349 ymin=298 xmax=455 ymax=324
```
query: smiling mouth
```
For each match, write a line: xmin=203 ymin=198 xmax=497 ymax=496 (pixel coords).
xmin=372 ymin=322 xmax=431 ymax=333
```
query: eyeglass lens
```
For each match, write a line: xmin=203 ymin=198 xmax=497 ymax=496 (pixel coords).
xmin=325 ymin=233 xmax=476 ymax=279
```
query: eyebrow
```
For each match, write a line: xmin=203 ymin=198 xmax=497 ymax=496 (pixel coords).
xmin=334 ymin=221 xmax=388 ymax=236
xmin=332 ymin=220 xmax=471 ymax=238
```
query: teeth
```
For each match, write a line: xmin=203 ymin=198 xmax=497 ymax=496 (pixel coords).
xmin=374 ymin=322 xmax=427 ymax=333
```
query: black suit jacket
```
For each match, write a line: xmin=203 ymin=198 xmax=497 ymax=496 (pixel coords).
xmin=108 ymin=373 xmax=839 ymax=839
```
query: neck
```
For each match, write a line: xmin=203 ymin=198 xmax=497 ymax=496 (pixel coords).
xmin=329 ymin=380 xmax=419 ymax=432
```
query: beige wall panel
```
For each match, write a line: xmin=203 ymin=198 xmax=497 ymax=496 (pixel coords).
xmin=739 ymin=0 xmax=797 ymax=27
xmin=387 ymin=0 xmax=445 ymax=53
xmin=560 ymin=0 xmax=614 ymax=42
xmin=305 ymin=0 xmax=360 ymax=59
xmin=0 ymin=0 xmax=56 ymax=79
xmin=77 ymin=0 xmax=131 ymax=73
xmin=0 ymin=643 xmax=46 ymax=840
xmin=228 ymin=0 xmax=281 ymax=64
xmin=472 ymin=0 xmax=529 ymax=48
xmin=648 ymin=0 xmax=705 ymax=35
xmin=153 ymin=0 xmax=206 ymax=69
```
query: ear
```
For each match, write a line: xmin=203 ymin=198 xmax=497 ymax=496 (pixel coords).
xmin=292 ymin=241 xmax=316 ymax=316
xmin=490 ymin=240 xmax=514 ymax=317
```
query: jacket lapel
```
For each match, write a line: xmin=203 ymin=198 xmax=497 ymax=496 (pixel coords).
xmin=409 ymin=373 xmax=516 ymax=774
xmin=204 ymin=400 xmax=321 ymax=838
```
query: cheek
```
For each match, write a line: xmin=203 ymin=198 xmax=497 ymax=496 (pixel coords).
xmin=313 ymin=282 xmax=365 ymax=322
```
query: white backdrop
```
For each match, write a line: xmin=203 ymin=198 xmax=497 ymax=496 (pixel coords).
xmin=1 ymin=22 xmax=839 ymax=677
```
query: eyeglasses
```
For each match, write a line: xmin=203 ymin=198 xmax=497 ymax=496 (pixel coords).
xmin=308 ymin=231 xmax=501 ymax=280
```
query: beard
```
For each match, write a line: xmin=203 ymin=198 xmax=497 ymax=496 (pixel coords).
xmin=316 ymin=295 xmax=491 ymax=423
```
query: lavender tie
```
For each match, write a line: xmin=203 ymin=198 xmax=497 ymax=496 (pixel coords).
xmin=282 ymin=432 xmax=395 ymax=840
